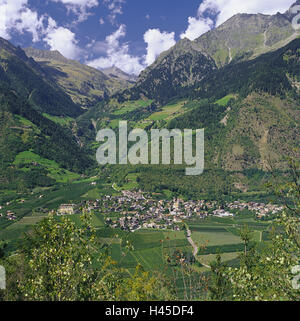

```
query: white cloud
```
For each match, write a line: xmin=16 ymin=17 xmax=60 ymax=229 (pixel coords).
xmin=45 ymin=24 xmax=81 ymax=59
xmin=0 ymin=0 xmax=82 ymax=60
xmin=87 ymin=27 xmax=176 ymax=74
xmin=180 ymin=16 xmax=213 ymax=40
xmin=198 ymin=0 xmax=296 ymax=27
xmin=50 ymin=0 xmax=99 ymax=22
xmin=87 ymin=24 xmax=145 ymax=75
xmin=0 ymin=0 xmax=45 ymax=41
xmin=103 ymin=0 xmax=126 ymax=24
xmin=99 ymin=17 xmax=105 ymax=25
xmin=52 ymin=0 xmax=98 ymax=5
xmin=143 ymin=29 xmax=176 ymax=65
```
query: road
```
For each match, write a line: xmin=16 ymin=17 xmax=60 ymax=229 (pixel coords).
xmin=186 ymin=229 xmax=210 ymax=268
xmin=186 ymin=229 xmax=198 ymax=257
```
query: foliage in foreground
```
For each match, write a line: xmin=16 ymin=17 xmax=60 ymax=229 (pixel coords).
xmin=0 ymin=214 xmax=174 ymax=301
xmin=209 ymin=158 xmax=300 ymax=301
xmin=1 ymin=159 xmax=299 ymax=301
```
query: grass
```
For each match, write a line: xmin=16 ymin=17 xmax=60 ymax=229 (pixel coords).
xmin=81 ymin=188 xmax=101 ymax=199
xmin=122 ymin=173 xmax=139 ymax=190
xmin=15 ymin=115 xmax=39 ymax=130
xmin=8 ymin=216 xmax=45 ymax=226
xmin=148 ymin=101 xmax=186 ymax=121
xmin=13 ymin=151 xmax=80 ymax=183
xmin=192 ymin=230 xmax=242 ymax=246
xmin=42 ymin=113 xmax=74 ymax=126
xmin=215 ymin=94 xmax=235 ymax=107
xmin=198 ymin=252 xmax=241 ymax=267
xmin=113 ymin=100 xmax=153 ymax=116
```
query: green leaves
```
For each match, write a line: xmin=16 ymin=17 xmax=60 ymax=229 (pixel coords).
xmin=2 ymin=212 xmax=173 ymax=301
xmin=217 ymin=159 xmax=300 ymax=301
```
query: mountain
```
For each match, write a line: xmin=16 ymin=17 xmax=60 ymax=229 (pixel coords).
xmin=0 ymin=83 xmax=93 ymax=191
xmin=24 ymin=48 xmax=135 ymax=108
xmin=0 ymin=38 xmax=95 ymax=192
xmin=121 ymin=38 xmax=217 ymax=103
xmin=0 ymin=38 xmax=81 ymax=117
xmin=93 ymin=37 xmax=300 ymax=176
xmin=123 ymin=2 xmax=300 ymax=103
xmin=168 ymin=37 xmax=300 ymax=170
xmin=193 ymin=11 xmax=298 ymax=67
xmin=101 ymin=66 xmax=137 ymax=83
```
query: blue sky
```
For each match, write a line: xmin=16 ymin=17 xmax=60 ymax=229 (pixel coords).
xmin=0 ymin=0 xmax=296 ymax=74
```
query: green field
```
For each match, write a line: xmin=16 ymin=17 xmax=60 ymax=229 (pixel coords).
xmin=215 ymin=94 xmax=235 ymax=106
xmin=42 ymin=113 xmax=75 ymax=126
xmin=192 ymin=230 xmax=242 ymax=246
xmin=113 ymin=100 xmax=153 ymax=116
xmin=13 ymin=151 xmax=80 ymax=183
xmin=148 ymin=100 xmax=186 ymax=121
xmin=0 ymin=168 xmax=274 ymax=299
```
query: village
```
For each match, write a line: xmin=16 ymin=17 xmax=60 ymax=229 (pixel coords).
xmin=0 ymin=190 xmax=284 ymax=229
xmin=52 ymin=190 xmax=284 ymax=232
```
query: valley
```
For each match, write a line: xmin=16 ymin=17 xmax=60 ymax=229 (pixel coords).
xmin=0 ymin=1 xmax=299 ymax=301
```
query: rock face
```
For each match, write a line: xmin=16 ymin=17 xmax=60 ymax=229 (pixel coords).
xmin=24 ymin=48 xmax=134 ymax=108
xmin=101 ymin=66 xmax=137 ymax=83
xmin=194 ymin=12 xmax=297 ymax=67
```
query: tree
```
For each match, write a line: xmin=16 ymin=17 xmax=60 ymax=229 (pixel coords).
xmin=208 ymin=254 xmax=231 ymax=301
xmin=1 ymin=213 xmax=173 ymax=301
xmin=0 ymin=241 xmax=6 ymax=259
xmin=239 ymin=225 xmax=253 ymax=256
xmin=223 ymin=157 xmax=300 ymax=301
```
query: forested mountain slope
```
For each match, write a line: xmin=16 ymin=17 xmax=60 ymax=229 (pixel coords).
xmin=0 ymin=84 xmax=93 ymax=191
xmin=0 ymin=38 xmax=81 ymax=117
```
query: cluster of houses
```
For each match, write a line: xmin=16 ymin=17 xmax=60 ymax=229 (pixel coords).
xmin=0 ymin=209 xmax=17 ymax=221
xmin=226 ymin=201 xmax=284 ymax=219
xmin=53 ymin=191 xmax=285 ymax=232
xmin=0 ymin=190 xmax=284 ymax=229
xmin=56 ymin=192 xmax=219 ymax=231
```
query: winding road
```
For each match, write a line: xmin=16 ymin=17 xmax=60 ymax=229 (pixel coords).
xmin=186 ymin=229 xmax=210 ymax=268
xmin=186 ymin=229 xmax=198 ymax=257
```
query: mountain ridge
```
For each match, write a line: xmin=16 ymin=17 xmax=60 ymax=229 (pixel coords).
xmin=0 ymin=37 xmax=81 ymax=117
xmin=24 ymin=47 xmax=134 ymax=108
xmin=122 ymin=3 xmax=300 ymax=103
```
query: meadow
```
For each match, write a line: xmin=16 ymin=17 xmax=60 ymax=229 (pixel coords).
xmin=13 ymin=151 xmax=80 ymax=183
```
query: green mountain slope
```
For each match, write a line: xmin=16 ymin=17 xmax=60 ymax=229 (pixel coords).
xmin=121 ymin=39 xmax=217 ymax=103
xmin=169 ymin=38 xmax=300 ymax=170
xmin=24 ymin=48 xmax=135 ymax=109
xmin=88 ymin=37 xmax=300 ymax=176
xmin=0 ymin=84 xmax=93 ymax=192
xmin=0 ymin=38 xmax=81 ymax=117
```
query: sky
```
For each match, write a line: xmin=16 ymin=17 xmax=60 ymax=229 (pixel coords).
xmin=0 ymin=0 xmax=296 ymax=75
